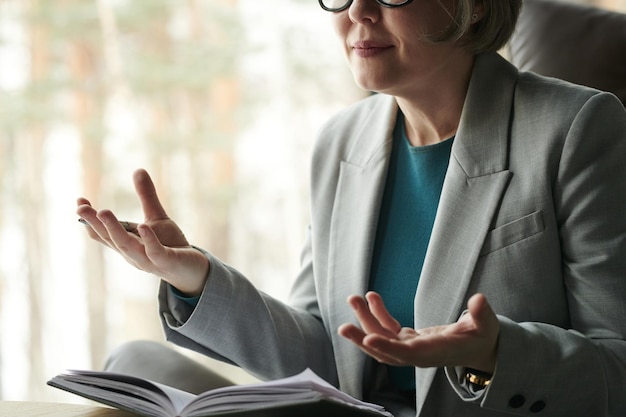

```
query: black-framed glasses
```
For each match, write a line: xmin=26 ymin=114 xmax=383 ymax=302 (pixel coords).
xmin=319 ymin=0 xmax=414 ymax=12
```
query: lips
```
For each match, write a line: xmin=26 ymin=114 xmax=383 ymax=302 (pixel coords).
xmin=351 ymin=40 xmax=394 ymax=57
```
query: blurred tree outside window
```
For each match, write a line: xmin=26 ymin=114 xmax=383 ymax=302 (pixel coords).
xmin=0 ymin=0 xmax=363 ymax=403
xmin=0 ymin=0 xmax=624 ymax=405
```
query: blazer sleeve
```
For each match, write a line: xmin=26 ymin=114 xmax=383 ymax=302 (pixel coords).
xmin=447 ymin=92 xmax=626 ymax=416
xmin=157 ymin=235 xmax=339 ymax=385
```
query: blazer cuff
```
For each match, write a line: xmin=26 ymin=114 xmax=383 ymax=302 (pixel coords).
xmin=445 ymin=365 xmax=490 ymax=402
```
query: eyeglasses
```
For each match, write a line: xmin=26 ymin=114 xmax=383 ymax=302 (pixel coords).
xmin=318 ymin=0 xmax=414 ymax=13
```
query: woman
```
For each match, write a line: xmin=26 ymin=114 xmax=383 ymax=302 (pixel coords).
xmin=76 ymin=0 xmax=626 ymax=415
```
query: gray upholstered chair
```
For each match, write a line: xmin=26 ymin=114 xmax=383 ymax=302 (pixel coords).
xmin=508 ymin=0 xmax=626 ymax=106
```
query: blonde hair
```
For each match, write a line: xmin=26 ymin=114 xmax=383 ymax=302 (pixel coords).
xmin=429 ymin=0 xmax=523 ymax=53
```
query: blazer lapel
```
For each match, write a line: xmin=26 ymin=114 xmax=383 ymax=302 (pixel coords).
xmin=326 ymin=96 xmax=398 ymax=397
xmin=413 ymin=53 xmax=519 ymax=413
xmin=323 ymin=53 xmax=520 ymax=404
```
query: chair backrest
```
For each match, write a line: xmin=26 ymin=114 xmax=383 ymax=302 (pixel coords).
xmin=508 ymin=0 xmax=626 ymax=106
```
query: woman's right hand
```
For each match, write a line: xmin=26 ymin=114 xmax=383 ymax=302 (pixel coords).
xmin=76 ymin=168 xmax=209 ymax=296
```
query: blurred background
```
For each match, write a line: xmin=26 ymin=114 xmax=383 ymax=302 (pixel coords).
xmin=0 ymin=0 xmax=624 ymax=405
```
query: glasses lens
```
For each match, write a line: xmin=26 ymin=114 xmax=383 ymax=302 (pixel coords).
xmin=319 ymin=0 xmax=350 ymax=11
xmin=380 ymin=0 xmax=411 ymax=5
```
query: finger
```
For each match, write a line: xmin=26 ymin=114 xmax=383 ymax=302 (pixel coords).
xmin=467 ymin=293 xmax=498 ymax=335
xmin=338 ymin=324 xmax=404 ymax=365
xmin=77 ymin=200 xmax=96 ymax=220
xmin=365 ymin=292 xmax=402 ymax=334
xmin=76 ymin=202 xmax=113 ymax=244
xmin=96 ymin=209 xmax=140 ymax=250
xmin=76 ymin=198 xmax=98 ymax=236
xmin=76 ymin=197 xmax=92 ymax=207
xmin=338 ymin=323 xmax=366 ymax=344
xmin=137 ymin=224 xmax=168 ymax=266
xmin=77 ymin=217 xmax=107 ymax=243
xmin=361 ymin=335 xmax=410 ymax=365
xmin=347 ymin=295 xmax=398 ymax=339
xmin=96 ymin=210 xmax=156 ymax=270
xmin=133 ymin=169 xmax=169 ymax=221
xmin=464 ymin=293 xmax=500 ymax=372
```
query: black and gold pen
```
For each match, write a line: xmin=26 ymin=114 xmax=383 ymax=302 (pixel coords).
xmin=78 ymin=217 xmax=139 ymax=235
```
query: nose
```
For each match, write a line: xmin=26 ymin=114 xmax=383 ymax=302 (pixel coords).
xmin=347 ymin=0 xmax=381 ymax=24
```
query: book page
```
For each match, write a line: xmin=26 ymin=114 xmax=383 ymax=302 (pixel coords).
xmin=182 ymin=368 xmax=392 ymax=416
xmin=49 ymin=370 xmax=197 ymax=417
xmin=49 ymin=368 xmax=393 ymax=417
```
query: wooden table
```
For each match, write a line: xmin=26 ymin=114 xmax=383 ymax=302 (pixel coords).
xmin=0 ymin=401 xmax=138 ymax=416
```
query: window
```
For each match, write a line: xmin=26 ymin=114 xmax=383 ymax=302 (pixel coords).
xmin=0 ymin=0 xmax=362 ymax=402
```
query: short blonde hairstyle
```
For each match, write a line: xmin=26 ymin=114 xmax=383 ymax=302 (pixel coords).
xmin=430 ymin=0 xmax=523 ymax=53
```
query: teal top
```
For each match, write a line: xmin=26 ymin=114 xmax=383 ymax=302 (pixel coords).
xmin=172 ymin=287 xmax=201 ymax=306
xmin=369 ymin=112 xmax=453 ymax=390
xmin=173 ymin=112 xmax=453 ymax=392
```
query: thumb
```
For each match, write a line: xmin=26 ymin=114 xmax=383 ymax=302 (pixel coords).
xmin=137 ymin=223 xmax=167 ymax=264
xmin=133 ymin=169 xmax=169 ymax=221
xmin=466 ymin=293 xmax=500 ymax=373
xmin=467 ymin=293 xmax=498 ymax=334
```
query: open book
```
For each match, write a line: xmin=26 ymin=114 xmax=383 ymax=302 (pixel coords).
xmin=47 ymin=368 xmax=393 ymax=417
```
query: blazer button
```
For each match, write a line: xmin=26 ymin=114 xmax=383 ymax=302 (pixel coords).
xmin=508 ymin=394 xmax=526 ymax=409
xmin=530 ymin=400 xmax=546 ymax=413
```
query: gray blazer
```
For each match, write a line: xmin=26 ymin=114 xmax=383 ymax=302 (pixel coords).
xmin=159 ymin=52 xmax=626 ymax=416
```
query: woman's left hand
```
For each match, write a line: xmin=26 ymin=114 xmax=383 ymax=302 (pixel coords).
xmin=338 ymin=292 xmax=500 ymax=374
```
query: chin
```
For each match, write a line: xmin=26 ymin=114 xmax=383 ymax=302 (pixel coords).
xmin=353 ymin=77 xmax=389 ymax=94
xmin=351 ymin=69 xmax=397 ymax=94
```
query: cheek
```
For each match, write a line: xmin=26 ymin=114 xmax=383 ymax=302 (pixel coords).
xmin=331 ymin=14 xmax=349 ymax=40
xmin=331 ymin=16 xmax=351 ymax=58
xmin=400 ymin=2 xmax=455 ymax=37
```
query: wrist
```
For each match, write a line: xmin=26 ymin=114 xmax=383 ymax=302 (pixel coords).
xmin=165 ymin=246 xmax=210 ymax=297
xmin=467 ymin=355 xmax=496 ymax=375
xmin=468 ymin=328 xmax=499 ymax=375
